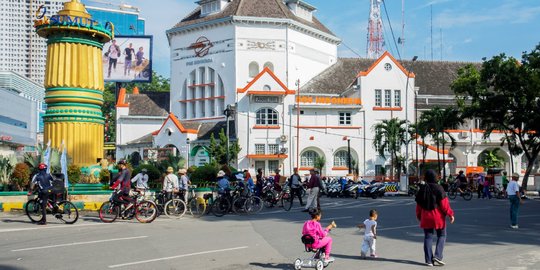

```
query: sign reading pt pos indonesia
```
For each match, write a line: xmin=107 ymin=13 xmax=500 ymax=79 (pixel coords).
xmin=102 ymin=35 xmax=153 ymax=83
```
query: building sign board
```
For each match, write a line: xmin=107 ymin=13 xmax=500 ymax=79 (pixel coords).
xmin=296 ymin=96 xmax=362 ymax=105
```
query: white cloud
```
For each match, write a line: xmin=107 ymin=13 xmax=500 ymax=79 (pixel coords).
xmin=463 ymin=38 xmax=473 ymax=44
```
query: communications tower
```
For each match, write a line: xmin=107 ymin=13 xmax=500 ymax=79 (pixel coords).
xmin=367 ymin=0 xmax=384 ymax=59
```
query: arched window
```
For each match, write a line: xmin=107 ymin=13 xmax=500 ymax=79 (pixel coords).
xmin=249 ymin=61 xmax=259 ymax=77
xmin=263 ymin=85 xmax=271 ymax=91
xmin=301 ymin=150 xmax=319 ymax=167
xmin=263 ymin=62 xmax=274 ymax=72
xmin=334 ymin=150 xmax=349 ymax=167
xmin=256 ymin=108 xmax=278 ymax=126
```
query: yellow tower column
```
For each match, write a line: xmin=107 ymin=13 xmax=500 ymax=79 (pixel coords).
xmin=34 ymin=0 xmax=112 ymax=166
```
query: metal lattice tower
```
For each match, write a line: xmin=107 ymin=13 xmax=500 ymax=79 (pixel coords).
xmin=367 ymin=0 xmax=384 ymax=59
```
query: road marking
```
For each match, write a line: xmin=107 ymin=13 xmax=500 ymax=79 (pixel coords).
xmin=107 ymin=246 xmax=249 ymax=268
xmin=291 ymin=216 xmax=354 ymax=223
xmin=0 ymin=222 xmax=110 ymax=233
xmin=11 ymin=236 xmax=148 ymax=252
xmin=453 ymin=207 xmax=492 ymax=211
xmin=378 ymin=225 xmax=418 ymax=231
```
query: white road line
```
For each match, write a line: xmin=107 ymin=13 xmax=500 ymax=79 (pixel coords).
xmin=291 ymin=216 xmax=354 ymax=223
xmin=0 ymin=222 xmax=110 ymax=233
xmin=107 ymin=246 xmax=249 ymax=268
xmin=11 ymin=236 xmax=148 ymax=252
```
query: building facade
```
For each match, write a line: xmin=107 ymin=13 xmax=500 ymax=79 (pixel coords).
xmin=84 ymin=3 xmax=145 ymax=35
xmin=0 ymin=0 xmax=67 ymax=85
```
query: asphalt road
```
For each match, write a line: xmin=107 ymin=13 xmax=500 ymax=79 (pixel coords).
xmin=0 ymin=196 xmax=539 ymax=270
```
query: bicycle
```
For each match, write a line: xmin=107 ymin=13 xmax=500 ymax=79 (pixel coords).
xmin=99 ymin=189 xmax=158 ymax=223
xmin=163 ymin=190 xmax=187 ymax=219
xmin=262 ymin=182 xmax=293 ymax=211
xmin=231 ymin=186 xmax=263 ymax=215
xmin=186 ymin=185 xmax=207 ymax=218
xmin=492 ymin=184 xmax=507 ymax=199
xmin=25 ymin=192 xmax=79 ymax=224
xmin=447 ymin=183 xmax=473 ymax=201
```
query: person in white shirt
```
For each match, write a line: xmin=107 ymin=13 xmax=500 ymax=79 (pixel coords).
xmin=506 ymin=173 xmax=523 ymax=229
xmin=178 ymin=168 xmax=189 ymax=202
xmin=163 ymin=167 xmax=179 ymax=201
xmin=131 ymin=168 xmax=149 ymax=191
xmin=358 ymin=209 xmax=378 ymax=258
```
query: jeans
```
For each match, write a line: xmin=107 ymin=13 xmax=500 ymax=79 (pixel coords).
xmin=423 ymin=228 xmax=446 ymax=264
xmin=482 ymin=186 xmax=492 ymax=199
xmin=306 ymin=187 xmax=319 ymax=209
xmin=291 ymin=187 xmax=304 ymax=205
xmin=38 ymin=191 xmax=50 ymax=223
xmin=509 ymin=195 xmax=520 ymax=226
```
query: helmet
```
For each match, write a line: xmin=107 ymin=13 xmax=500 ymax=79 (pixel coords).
xmin=117 ymin=160 xmax=127 ymax=165
xmin=38 ymin=163 xmax=47 ymax=170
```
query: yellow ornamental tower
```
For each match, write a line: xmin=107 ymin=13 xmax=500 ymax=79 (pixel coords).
xmin=35 ymin=0 xmax=113 ymax=165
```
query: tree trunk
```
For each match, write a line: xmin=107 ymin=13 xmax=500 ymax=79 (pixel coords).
xmin=522 ymin=153 xmax=539 ymax=190
xmin=442 ymin=137 xmax=446 ymax=180
xmin=436 ymin=135 xmax=441 ymax=177
xmin=391 ymin=153 xmax=395 ymax=182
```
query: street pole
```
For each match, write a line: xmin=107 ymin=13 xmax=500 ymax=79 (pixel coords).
xmin=296 ymin=79 xmax=300 ymax=169
xmin=415 ymin=88 xmax=419 ymax=179
xmin=186 ymin=138 xmax=190 ymax=169
xmin=404 ymin=56 xmax=418 ymax=189
xmin=347 ymin=139 xmax=352 ymax=175
xmin=224 ymin=104 xmax=232 ymax=167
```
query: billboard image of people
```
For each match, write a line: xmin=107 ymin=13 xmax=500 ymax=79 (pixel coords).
xmin=103 ymin=35 xmax=153 ymax=82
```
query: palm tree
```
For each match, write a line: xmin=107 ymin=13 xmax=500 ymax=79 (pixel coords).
xmin=372 ymin=118 xmax=409 ymax=181
xmin=412 ymin=118 xmax=431 ymax=176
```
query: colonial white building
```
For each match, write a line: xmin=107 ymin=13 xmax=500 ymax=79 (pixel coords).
xmin=115 ymin=0 xmax=539 ymax=188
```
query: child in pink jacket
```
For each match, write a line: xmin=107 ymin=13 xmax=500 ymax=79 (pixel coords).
xmin=302 ymin=208 xmax=336 ymax=263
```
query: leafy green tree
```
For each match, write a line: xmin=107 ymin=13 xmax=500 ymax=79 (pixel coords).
xmin=452 ymin=44 xmax=540 ymax=189
xmin=208 ymin=128 xmax=241 ymax=165
xmin=314 ymin=156 xmax=326 ymax=173
xmin=373 ymin=118 xmax=409 ymax=181
xmin=478 ymin=149 xmax=505 ymax=169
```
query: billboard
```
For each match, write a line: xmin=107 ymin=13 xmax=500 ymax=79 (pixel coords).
xmin=102 ymin=35 xmax=153 ymax=83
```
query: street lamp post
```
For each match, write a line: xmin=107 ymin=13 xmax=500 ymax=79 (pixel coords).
xmin=186 ymin=138 xmax=190 ymax=169
xmin=224 ymin=104 xmax=234 ymax=167
xmin=347 ymin=139 xmax=352 ymax=175
xmin=415 ymin=88 xmax=419 ymax=178
xmin=404 ymin=56 xmax=418 ymax=190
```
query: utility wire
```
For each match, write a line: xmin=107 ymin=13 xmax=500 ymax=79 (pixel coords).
xmin=340 ymin=41 xmax=364 ymax=58
xmin=382 ymin=0 xmax=402 ymax=61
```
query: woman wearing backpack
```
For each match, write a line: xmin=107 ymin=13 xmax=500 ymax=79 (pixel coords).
xmin=415 ymin=170 xmax=455 ymax=267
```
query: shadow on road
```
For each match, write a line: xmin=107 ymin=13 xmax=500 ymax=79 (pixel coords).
xmin=249 ymin=262 xmax=290 ymax=269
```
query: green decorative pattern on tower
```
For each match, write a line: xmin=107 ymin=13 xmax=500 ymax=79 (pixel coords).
xmin=47 ymin=36 xmax=104 ymax=49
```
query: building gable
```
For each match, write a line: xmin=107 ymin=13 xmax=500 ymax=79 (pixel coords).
xmin=237 ymin=67 xmax=296 ymax=95
xmin=357 ymin=51 xmax=415 ymax=78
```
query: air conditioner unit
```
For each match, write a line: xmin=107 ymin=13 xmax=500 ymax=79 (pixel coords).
xmin=280 ymin=135 xmax=288 ymax=142
xmin=460 ymin=131 xmax=468 ymax=138
xmin=280 ymin=148 xmax=288 ymax=154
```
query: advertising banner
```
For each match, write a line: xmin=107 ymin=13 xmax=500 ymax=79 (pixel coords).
xmin=103 ymin=35 xmax=153 ymax=82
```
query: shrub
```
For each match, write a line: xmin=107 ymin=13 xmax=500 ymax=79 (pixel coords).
xmin=11 ymin=163 xmax=31 ymax=191
xmin=99 ymin=169 xmax=111 ymax=185
xmin=67 ymin=164 xmax=81 ymax=184
xmin=190 ymin=164 xmax=219 ymax=183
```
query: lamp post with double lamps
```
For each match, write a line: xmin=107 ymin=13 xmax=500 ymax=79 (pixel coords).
xmin=223 ymin=104 xmax=235 ymax=167
xmin=185 ymin=138 xmax=190 ymax=168
xmin=404 ymin=56 xmax=418 ymax=191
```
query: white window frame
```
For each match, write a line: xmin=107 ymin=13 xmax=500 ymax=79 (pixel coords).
xmin=394 ymin=90 xmax=401 ymax=107
xmin=268 ymin=144 xmax=279 ymax=155
xmin=300 ymin=150 xmax=319 ymax=167
xmin=256 ymin=108 xmax=279 ymax=126
xmin=334 ymin=150 xmax=349 ymax=167
xmin=339 ymin=112 xmax=351 ymax=125
xmin=255 ymin=144 xmax=265 ymax=155
xmin=375 ymin=89 xmax=382 ymax=107
xmin=384 ymin=89 xmax=392 ymax=107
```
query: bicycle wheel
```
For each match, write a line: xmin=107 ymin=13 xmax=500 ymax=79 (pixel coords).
xmin=448 ymin=190 xmax=457 ymax=200
xmin=281 ymin=193 xmax=293 ymax=211
xmin=232 ymin=197 xmax=249 ymax=214
xmin=263 ymin=191 xmax=275 ymax=208
xmin=25 ymin=199 xmax=43 ymax=223
xmin=56 ymin=201 xmax=79 ymax=224
xmin=211 ymin=197 xmax=230 ymax=217
xmin=462 ymin=190 xmax=473 ymax=201
xmin=164 ymin=199 xmax=187 ymax=219
xmin=245 ymin=196 xmax=264 ymax=214
xmin=135 ymin=200 xmax=158 ymax=223
xmin=99 ymin=201 xmax=119 ymax=223
xmin=188 ymin=197 xmax=206 ymax=218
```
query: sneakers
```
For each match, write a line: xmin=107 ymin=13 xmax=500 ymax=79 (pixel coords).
xmin=370 ymin=254 xmax=378 ymax=258
xmin=426 ymin=263 xmax=433 ymax=267
xmin=432 ymin=257 xmax=445 ymax=266
xmin=323 ymin=256 xmax=335 ymax=263
xmin=360 ymin=252 xmax=367 ymax=259
xmin=510 ymin=225 xmax=519 ymax=229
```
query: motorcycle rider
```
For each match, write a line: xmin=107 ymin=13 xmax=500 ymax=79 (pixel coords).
xmin=28 ymin=163 xmax=55 ymax=225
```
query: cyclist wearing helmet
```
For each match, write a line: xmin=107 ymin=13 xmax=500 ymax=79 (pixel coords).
xmin=111 ymin=160 xmax=134 ymax=206
xmin=131 ymin=168 xmax=149 ymax=192
xmin=28 ymin=163 xmax=54 ymax=225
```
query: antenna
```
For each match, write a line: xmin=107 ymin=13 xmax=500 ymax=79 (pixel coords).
xmin=367 ymin=0 xmax=384 ymax=59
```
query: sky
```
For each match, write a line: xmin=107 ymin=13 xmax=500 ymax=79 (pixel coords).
xmin=86 ymin=0 xmax=540 ymax=78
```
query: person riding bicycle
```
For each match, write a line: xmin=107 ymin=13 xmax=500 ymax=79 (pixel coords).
xmin=455 ymin=170 xmax=468 ymax=193
xmin=162 ymin=167 xmax=179 ymax=202
xmin=131 ymin=168 xmax=149 ymax=192
xmin=178 ymin=168 xmax=189 ymax=202
xmin=243 ymin=169 xmax=255 ymax=193
xmin=111 ymin=160 xmax=134 ymax=207
xmin=27 ymin=163 xmax=55 ymax=225
xmin=216 ymin=170 xmax=231 ymax=196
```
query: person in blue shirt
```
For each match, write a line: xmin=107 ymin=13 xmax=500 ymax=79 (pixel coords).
xmin=216 ymin=170 xmax=230 ymax=195
xmin=244 ymin=170 xmax=255 ymax=193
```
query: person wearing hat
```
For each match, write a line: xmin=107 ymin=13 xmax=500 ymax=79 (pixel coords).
xmin=304 ymin=168 xmax=321 ymax=212
xmin=111 ymin=160 xmax=134 ymax=208
xmin=216 ymin=170 xmax=230 ymax=195
xmin=178 ymin=168 xmax=189 ymax=202
xmin=163 ymin=167 xmax=179 ymax=202
xmin=28 ymin=163 xmax=55 ymax=225
xmin=506 ymin=173 xmax=523 ymax=229
xmin=131 ymin=168 xmax=149 ymax=192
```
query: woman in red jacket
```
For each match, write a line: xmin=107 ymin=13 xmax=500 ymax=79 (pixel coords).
xmin=416 ymin=170 xmax=455 ymax=266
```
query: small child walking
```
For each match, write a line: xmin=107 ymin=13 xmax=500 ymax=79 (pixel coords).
xmin=358 ymin=209 xmax=378 ymax=259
